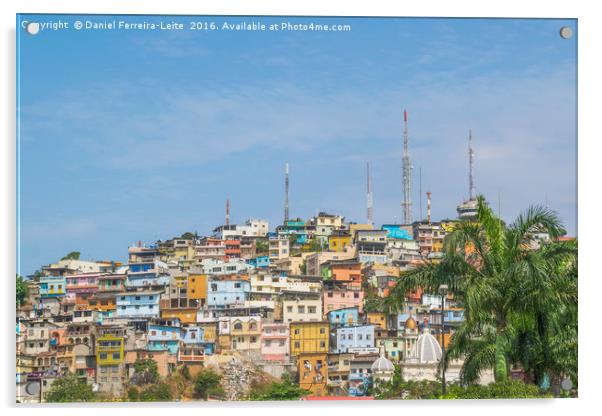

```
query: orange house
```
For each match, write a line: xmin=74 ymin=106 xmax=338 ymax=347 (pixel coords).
xmin=331 ymin=261 xmax=362 ymax=287
xmin=188 ymin=273 xmax=208 ymax=306
xmin=297 ymin=352 xmax=328 ymax=397
xmin=160 ymin=308 xmax=198 ymax=324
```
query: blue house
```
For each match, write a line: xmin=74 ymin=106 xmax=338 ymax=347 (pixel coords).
xmin=247 ymin=256 xmax=270 ymax=269
xmin=381 ymin=224 xmax=413 ymax=240
xmin=39 ymin=276 xmax=66 ymax=298
xmin=116 ymin=291 xmax=162 ymax=318
xmin=207 ymin=279 xmax=251 ymax=308
xmin=126 ymin=260 xmax=170 ymax=287
xmin=148 ymin=324 xmax=181 ymax=354
xmin=327 ymin=307 xmax=360 ymax=328
xmin=182 ymin=326 xmax=215 ymax=355
xmin=334 ymin=325 xmax=375 ymax=353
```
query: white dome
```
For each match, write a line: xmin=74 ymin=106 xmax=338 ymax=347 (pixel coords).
xmin=371 ymin=354 xmax=395 ymax=373
xmin=411 ymin=329 xmax=442 ymax=363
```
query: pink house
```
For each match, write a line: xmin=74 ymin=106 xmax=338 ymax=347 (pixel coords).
xmin=65 ymin=272 xmax=101 ymax=304
xmin=260 ymin=323 xmax=290 ymax=363
xmin=323 ymin=284 xmax=364 ymax=316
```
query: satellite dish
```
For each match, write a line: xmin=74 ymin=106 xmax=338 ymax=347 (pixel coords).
xmin=25 ymin=381 xmax=40 ymax=396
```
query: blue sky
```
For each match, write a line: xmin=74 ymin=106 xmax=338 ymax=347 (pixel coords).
xmin=17 ymin=15 xmax=577 ymax=275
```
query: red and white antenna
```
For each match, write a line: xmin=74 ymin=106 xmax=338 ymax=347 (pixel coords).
xmin=226 ymin=198 xmax=230 ymax=226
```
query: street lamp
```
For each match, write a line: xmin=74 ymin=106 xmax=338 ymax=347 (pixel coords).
xmin=438 ymin=284 xmax=449 ymax=396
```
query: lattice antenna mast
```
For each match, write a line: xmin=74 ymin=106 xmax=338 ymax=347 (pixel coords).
xmin=284 ymin=162 xmax=290 ymax=224
xmin=367 ymin=162 xmax=373 ymax=225
xmin=401 ymin=109 xmax=413 ymax=224
xmin=469 ymin=129 xmax=475 ymax=200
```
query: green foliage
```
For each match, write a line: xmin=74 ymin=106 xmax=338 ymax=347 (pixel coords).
xmin=46 ymin=373 xmax=95 ymax=403
xmin=300 ymin=259 xmax=307 ymax=275
xmin=132 ymin=358 xmax=159 ymax=385
xmin=180 ymin=365 xmax=191 ymax=381
xmin=126 ymin=386 xmax=139 ymax=401
xmin=385 ymin=196 xmax=577 ymax=387
xmin=181 ymin=232 xmax=197 ymax=240
xmin=16 ymin=274 xmax=29 ymax=306
xmin=363 ymin=296 xmax=383 ymax=313
xmin=302 ymin=238 xmax=324 ymax=253
xmin=61 ymin=251 xmax=81 ymax=260
xmin=250 ymin=373 xmax=309 ymax=401
xmin=374 ymin=366 xmax=441 ymax=400
xmin=32 ymin=270 xmax=43 ymax=282
xmin=194 ymin=369 xmax=222 ymax=400
xmin=441 ymin=380 xmax=552 ymax=399
xmin=137 ymin=382 xmax=173 ymax=402
xmin=255 ymin=239 xmax=269 ymax=255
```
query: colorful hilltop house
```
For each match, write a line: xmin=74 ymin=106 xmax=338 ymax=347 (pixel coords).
xmin=16 ymin=206 xmax=505 ymax=403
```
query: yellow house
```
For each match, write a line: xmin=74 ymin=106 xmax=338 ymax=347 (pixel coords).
xmin=88 ymin=293 xmax=117 ymax=312
xmin=188 ymin=274 xmax=207 ymax=305
xmin=328 ymin=233 xmax=352 ymax=252
xmin=366 ymin=312 xmax=388 ymax=330
xmin=349 ymin=223 xmax=374 ymax=239
xmin=297 ymin=352 xmax=328 ymax=396
xmin=96 ymin=334 xmax=124 ymax=366
xmin=199 ymin=323 xmax=217 ymax=343
xmin=161 ymin=308 xmax=198 ymax=324
xmin=290 ymin=321 xmax=329 ymax=356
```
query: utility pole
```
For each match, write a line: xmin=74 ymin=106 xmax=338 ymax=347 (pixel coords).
xmin=419 ymin=167 xmax=423 ymax=222
xmin=226 ymin=198 xmax=230 ymax=226
xmin=367 ymin=162 xmax=373 ymax=225
xmin=401 ymin=109 xmax=413 ymax=224
xmin=284 ymin=162 xmax=290 ymax=225
xmin=469 ymin=129 xmax=475 ymax=200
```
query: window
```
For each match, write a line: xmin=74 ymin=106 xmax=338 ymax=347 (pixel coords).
xmin=294 ymin=341 xmax=300 ymax=349
xmin=319 ymin=341 xmax=326 ymax=348
xmin=294 ymin=329 xmax=300 ymax=335
xmin=308 ymin=306 xmax=316 ymax=314
xmin=264 ymin=340 xmax=272 ymax=347
xmin=279 ymin=340 xmax=285 ymax=347
xmin=287 ymin=306 xmax=293 ymax=313
xmin=327 ymin=292 xmax=333 ymax=298
xmin=250 ymin=336 xmax=257 ymax=343
xmin=319 ymin=327 xmax=326 ymax=334
xmin=112 ymin=353 xmax=120 ymax=359
xmin=234 ymin=282 xmax=241 ymax=288
xmin=298 ymin=306 xmax=305 ymax=314
xmin=99 ymin=353 xmax=108 ymax=360
xmin=234 ymin=322 xmax=243 ymax=331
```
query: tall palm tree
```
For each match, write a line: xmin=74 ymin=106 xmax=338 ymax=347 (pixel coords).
xmin=385 ymin=195 xmax=577 ymax=384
